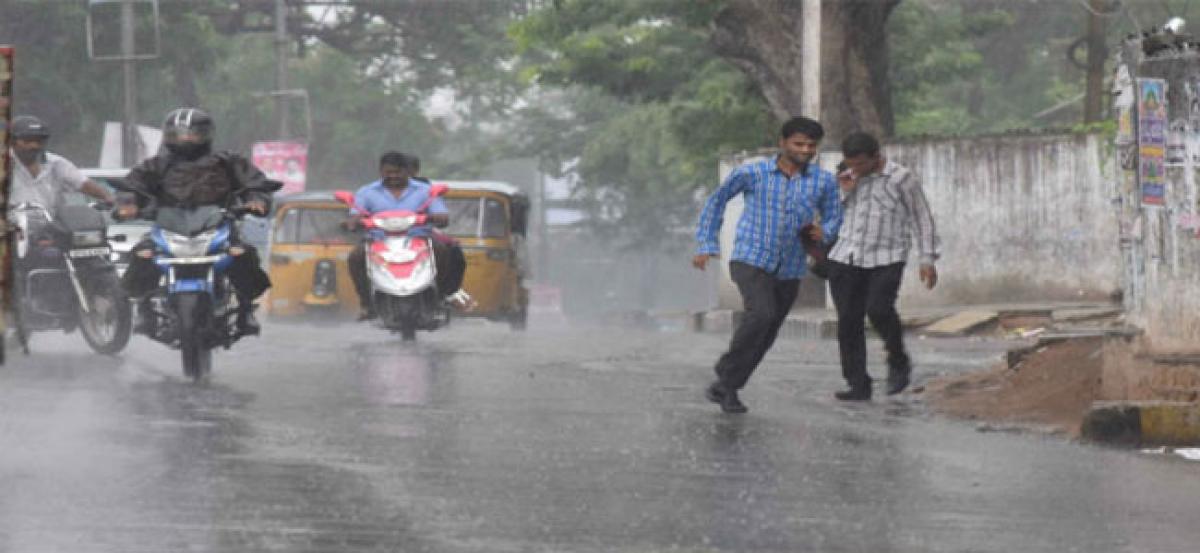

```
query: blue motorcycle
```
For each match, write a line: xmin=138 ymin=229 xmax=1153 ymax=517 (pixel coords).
xmin=138 ymin=204 xmax=256 ymax=380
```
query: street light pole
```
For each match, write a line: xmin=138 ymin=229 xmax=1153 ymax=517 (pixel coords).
xmin=121 ymin=0 xmax=138 ymax=167
xmin=275 ymin=0 xmax=290 ymax=139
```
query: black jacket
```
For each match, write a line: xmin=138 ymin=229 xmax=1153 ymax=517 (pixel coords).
xmin=124 ymin=150 xmax=275 ymax=210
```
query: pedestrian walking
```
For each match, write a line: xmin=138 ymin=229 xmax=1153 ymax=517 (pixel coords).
xmin=827 ymin=131 xmax=941 ymax=401
xmin=693 ymin=116 xmax=842 ymax=413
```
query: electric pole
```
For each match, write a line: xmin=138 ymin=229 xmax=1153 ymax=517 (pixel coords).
xmin=275 ymin=0 xmax=290 ymax=139
xmin=121 ymin=0 xmax=138 ymax=166
xmin=1084 ymin=0 xmax=1108 ymax=123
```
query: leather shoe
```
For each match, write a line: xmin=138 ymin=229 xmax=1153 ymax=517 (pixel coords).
xmin=834 ymin=386 xmax=872 ymax=401
xmin=705 ymin=382 xmax=748 ymax=414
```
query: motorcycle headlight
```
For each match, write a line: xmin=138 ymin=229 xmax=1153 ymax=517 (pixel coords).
xmin=164 ymin=230 xmax=218 ymax=257
xmin=72 ymin=230 xmax=105 ymax=247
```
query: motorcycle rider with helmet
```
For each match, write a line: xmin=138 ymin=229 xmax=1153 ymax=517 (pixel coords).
xmin=114 ymin=107 xmax=275 ymax=336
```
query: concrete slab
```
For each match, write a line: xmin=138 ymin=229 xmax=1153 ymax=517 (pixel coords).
xmin=1052 ymin=307 xmax=1122 ymax=322
xmin=923 ymin=310 xmax=999 ymax=336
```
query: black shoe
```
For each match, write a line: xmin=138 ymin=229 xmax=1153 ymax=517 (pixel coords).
xmin=236 ymin=311 xmax=261 ymax=336
xmin=705 ymin=382 xmax=748 ymax=414
xmin=357 ymin=308 xmax=378 ymax=321
xmin=834 ymin=386 xmax=872 ymax=401
xmin=886 ymin=372 xmax=911 ymax=396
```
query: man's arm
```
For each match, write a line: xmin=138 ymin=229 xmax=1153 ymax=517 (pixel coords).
xmin=226 ymin=154 xmax=275 ymax=214
xmin=58 ymin=157 xmax=113 ymax=203
xmin=692 ymin=167 xmax=747 ymax=269
xmin=80 ymin=179 xmax=114 ymax=203
xmin=818 ymin=172 xmax=843 ymax=245
xmin=896 ymin=170 xmax=940 ymax=288
xmin=426 ymin=196 xmax=449 ymax=228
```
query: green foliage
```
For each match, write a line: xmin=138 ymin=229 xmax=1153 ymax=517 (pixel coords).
xmin=511 ymin=0 xmax=771 ymax=249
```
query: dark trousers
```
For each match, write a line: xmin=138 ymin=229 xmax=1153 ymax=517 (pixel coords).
xmin=348 ymin=239 xmax=466 ymax=310
xmin=827 ymin=261 xmax=910 ymax=389
xmin=122 ymin=239 xmax=270 ymax=303
xmin=713 ymin=262 xmax=800 ymax=391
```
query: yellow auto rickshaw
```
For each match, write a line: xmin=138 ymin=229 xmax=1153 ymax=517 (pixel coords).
xmin=264 ymin=192 xmax=359 ymax=317
xmin=439 ymin=180 xmax=530 ymax=329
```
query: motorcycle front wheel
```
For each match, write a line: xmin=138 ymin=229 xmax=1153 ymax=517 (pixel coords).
xmin=79 ymin=277 xmax=132 ymax=354
xmin=174 ymin=293 xmax=213 ymax=382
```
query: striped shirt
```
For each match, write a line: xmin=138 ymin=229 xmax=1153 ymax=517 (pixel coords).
xmin=695 ymin=157 xmax=842 ymax=279
xmin=828 ymin=159 xmax=940 ymax=268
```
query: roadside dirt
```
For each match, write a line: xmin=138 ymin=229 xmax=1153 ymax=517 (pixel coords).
xmin=922 ymin=338 xmax=1105 ymax=437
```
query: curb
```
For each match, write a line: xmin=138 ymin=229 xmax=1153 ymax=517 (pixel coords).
xmin=1081 ymin=401 xmax=1200 ymax=446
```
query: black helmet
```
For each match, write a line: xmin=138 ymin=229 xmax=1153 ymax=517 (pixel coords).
xmin=11 ymin=115 xmax=51 ymax=140
xmin=162 ymin=107 xmax=213 ymax=160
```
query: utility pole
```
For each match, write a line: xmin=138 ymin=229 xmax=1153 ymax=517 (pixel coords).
xmin=801 ymin=0 xmax=822 ymax=121
xmin=121 ymin=0 xmax=138 ymax=167
xmin=274 ymin=0 xmax=290 ymax=139
xmin=1083 ymin=0 xmax=1108 ymax=123
xmin=537 ymin=170 xmax=549 ymax=282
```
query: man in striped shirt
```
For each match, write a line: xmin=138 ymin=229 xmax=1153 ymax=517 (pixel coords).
xmin=827 ymin=132 xmax=941 ymax=401
xmin=693 ymin=116 xmax=842 ymax=413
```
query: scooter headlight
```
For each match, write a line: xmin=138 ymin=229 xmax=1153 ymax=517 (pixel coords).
xmin=164 ymin=229 xmax=218 ymax=257
xmin=378 ymin=249 xmax=418 ymax=263
xmin=372 ymin=214 xmax=417 ymax=232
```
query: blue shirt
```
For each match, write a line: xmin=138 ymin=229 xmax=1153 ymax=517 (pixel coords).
xmin=353 ymin=179 xmax=448 ymax=238
xmin=695 ymin=157 xmax=842 ymax=279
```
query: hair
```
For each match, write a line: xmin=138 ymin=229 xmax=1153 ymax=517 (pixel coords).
xmin=780 ymin=116 xmax=824 ymax=141
xmin=841 ymin=131 xmax=881 ymax=158
xmin=379 ymin=151 xmax=417 ymax=169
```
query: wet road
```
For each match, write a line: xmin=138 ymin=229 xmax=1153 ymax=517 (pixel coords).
xmin=2 ymin=317 xmax=1199 ymax=552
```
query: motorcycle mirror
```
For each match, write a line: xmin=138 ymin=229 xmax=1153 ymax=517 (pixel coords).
xmin=429 ymin=184 xmax=449 ymax=197
xmin=333 ymin=190 xmax=355 ymax=206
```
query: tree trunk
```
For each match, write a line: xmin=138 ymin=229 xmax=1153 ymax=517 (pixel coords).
xmin=710 ymin=0 xmax=900 ymax=143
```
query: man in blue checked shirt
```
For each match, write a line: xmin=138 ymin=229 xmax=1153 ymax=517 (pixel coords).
xmin=692 ymin=116 xmax=842 ymax=414
xmin=346 ymin=151 xmax=467 ymax=321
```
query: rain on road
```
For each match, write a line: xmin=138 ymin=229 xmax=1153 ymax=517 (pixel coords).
xmin=3 ymin=318 xmax=1199 ymax=553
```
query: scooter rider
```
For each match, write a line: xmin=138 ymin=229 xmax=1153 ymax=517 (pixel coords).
xmin=8 ymin=115 xmax=114 ymax=214
xmin=346 ymin=151 xmax=467 ymax=320
xmin=114 ymin=107 xmax=274 ymax=335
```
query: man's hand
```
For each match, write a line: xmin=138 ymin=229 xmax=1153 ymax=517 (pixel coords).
xmin=804 ymin=224 xmax=823 ymax=243
xmin=837 ymin=169 xmax=857 ymax=192
xmin=427 ymin=213 xmax=449 ymax=228
xmin=341 ymin=216 xmax=362 ymax=231
xmin=244 ymin=200 xmax=268 ymax=216
xmin=692 ymin=253 xmax=712 ymax=270
xmin=115 ymin=204 xmax=139 ymax=220
xmin=919 ymin=264 xmax=938 ymax=290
